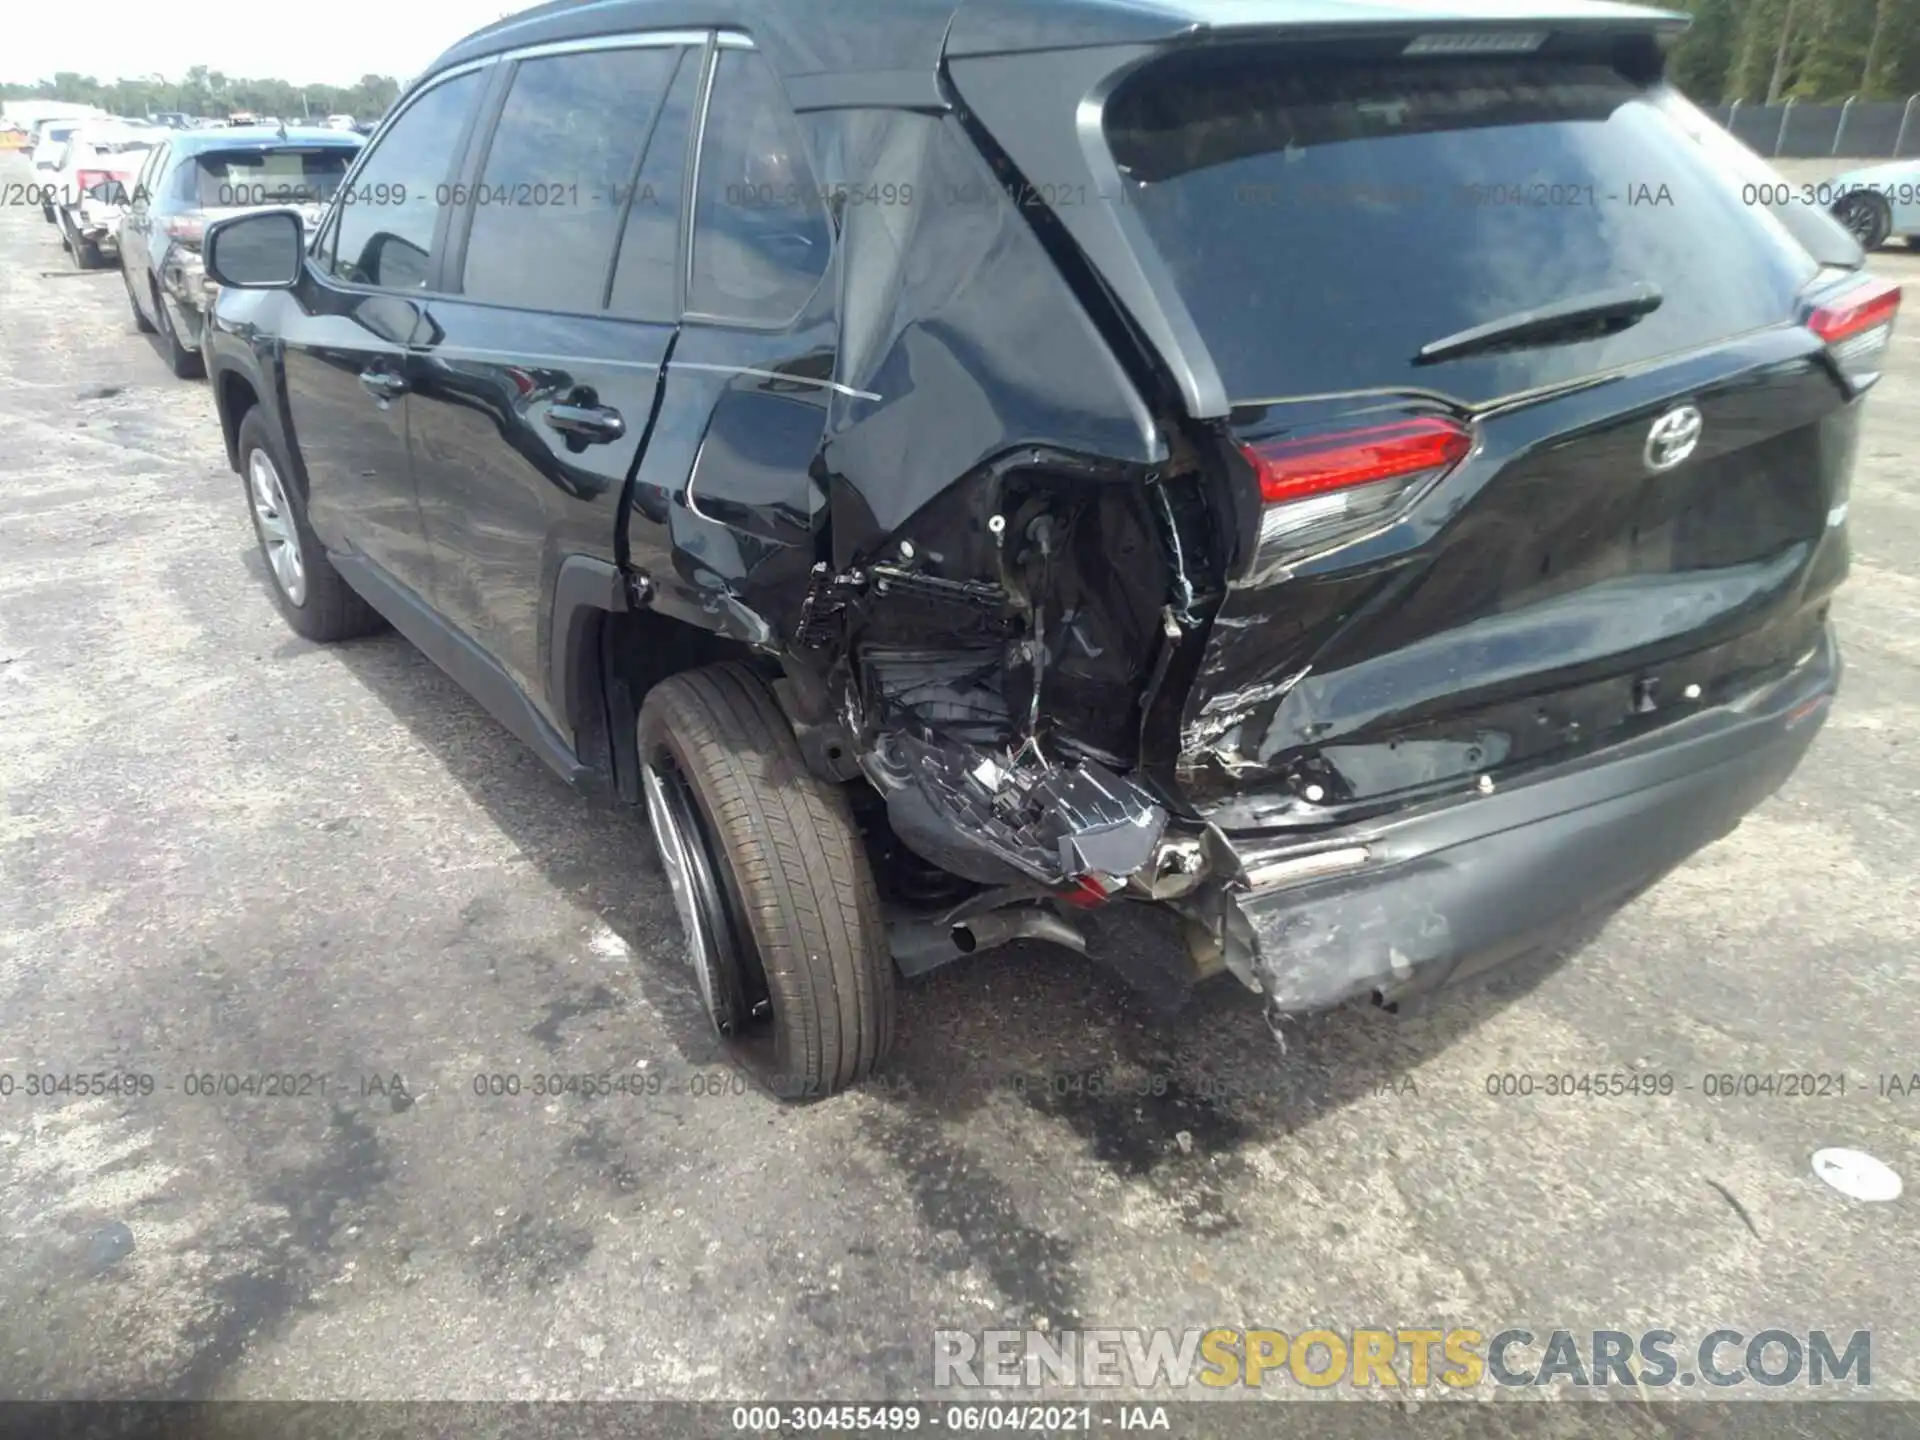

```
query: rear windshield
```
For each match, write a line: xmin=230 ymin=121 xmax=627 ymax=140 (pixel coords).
xmin=184 ymin=148 xmax=356 ymax=207
xmin=1104 ymin=49 xmax=1820 ymax=407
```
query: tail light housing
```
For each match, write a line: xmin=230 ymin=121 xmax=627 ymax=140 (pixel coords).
xmin=163 ymin=214 xmax=207 ymax=249
xmin=1807 ymin=276 xmax=1901 ymax=389
xmin=1240 ymin=416 xmax=1473 ymax=564
xmin=75 ymin=169 xmax=124 ymax=203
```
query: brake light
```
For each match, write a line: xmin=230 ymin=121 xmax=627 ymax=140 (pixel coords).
xmin=1243 ymin=418 xmax=1473 ymax=505
xmin=162 ymin=214 xmax=206 ymax=246
xmin=1240 ymin=416 xmax=1472 ymax=564
xmin=1808 ymin=276 xmax=1901 ymax=388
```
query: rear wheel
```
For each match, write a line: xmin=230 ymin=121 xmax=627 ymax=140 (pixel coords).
xmin=152 ymin=282 xmax=204 ymax=378
xmin=237 ymin=407 xmax=382 ymax=642
xmin=124 ymin=270 xmax=155 ymax=333
xmin=1833 ymin=192 xmax=1892 ymax=250
xmin=638 ymin=663 xmax=893 ymax=1099
xmin=63 ymin=214 xmax=102 ymax=270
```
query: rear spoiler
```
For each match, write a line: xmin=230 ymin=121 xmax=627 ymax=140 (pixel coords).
xmin=946 ymin=0 xmax=1687 ymax=60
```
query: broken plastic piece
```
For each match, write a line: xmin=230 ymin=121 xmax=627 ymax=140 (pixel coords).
xmin=865 ymin=730 xmax=1166 ymax=888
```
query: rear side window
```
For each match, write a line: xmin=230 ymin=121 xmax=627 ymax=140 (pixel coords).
xmin=687 ymin=49 xmax=830 ymax=325
xmin=187 ymin=148 xmax=356 ymax=208
xmin=460 ymin=45 xmax=682 ymax=313
xmin=1105 ymin=49 xmax=1821 ymax=406
xmin=325 ymin=70 xmax=481 ymax=291
xmin=608 ymin=48 xmax=700 ymax=320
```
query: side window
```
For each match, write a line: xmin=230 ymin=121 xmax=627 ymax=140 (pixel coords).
xmin=460 ymin=45 xmax=680 ymax=313
xmin=132 ymin=144 xmax=167 ymax=210
xmin=687 ymin=48 xmax=831 ymax=325
xmin=607 ymin=48 xmax=699 ymax=320
xmin=326 ymin=69 xmax=482 ymax=291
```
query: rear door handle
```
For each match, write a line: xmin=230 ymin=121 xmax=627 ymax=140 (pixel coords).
xmin=544 ymin=403 xmax=626 ymax=444
xmin=358 ymin=368 xmax=407 ymax=403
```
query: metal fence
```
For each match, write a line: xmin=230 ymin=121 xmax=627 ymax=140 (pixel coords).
xmin=1710 ymin=96 xmax=1920 ymax=159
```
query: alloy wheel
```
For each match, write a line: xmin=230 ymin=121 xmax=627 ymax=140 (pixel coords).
xmin=247 ymin=448 xmax=307 ymax=606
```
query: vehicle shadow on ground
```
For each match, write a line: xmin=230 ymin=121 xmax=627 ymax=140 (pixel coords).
xmin=325 ymin=621 xmax=1618 ymax=1153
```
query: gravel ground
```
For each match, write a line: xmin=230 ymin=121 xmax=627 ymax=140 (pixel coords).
xmin=2 ymin=152 xmax=1919 ymax=1414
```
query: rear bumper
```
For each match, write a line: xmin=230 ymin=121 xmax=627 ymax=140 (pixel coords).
xmin=1219 ymin=627 xmax=1840 ymax=1014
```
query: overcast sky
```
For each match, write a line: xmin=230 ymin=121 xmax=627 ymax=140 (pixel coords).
xmin=6 ymin=0 xmax=545 ymax=88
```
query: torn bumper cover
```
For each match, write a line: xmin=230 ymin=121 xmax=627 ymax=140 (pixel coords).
xmin=1206 ymin=631 xmax=1839 ymax=1014
xmin=864 ymin=729 xmax=1167 ymax=890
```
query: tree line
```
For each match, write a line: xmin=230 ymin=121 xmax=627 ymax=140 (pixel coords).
xmin=1665 ymin=0 xmax=1920 ymax=102
xmin=0 ymin=66 xmax=400 ymax=122
xmin=5 ymin=3 xmax=1920 ymax=116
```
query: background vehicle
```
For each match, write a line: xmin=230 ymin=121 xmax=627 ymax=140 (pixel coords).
xmin=200 ymin=0 xmax=1889 ymax=1098
xmin=1828 ymin=159 xmax=1920 ymax=250
xmin=49 ymin=120 xmax=163 ymax=268
xmin=121 ymin=126 xmax=363 ymax=377
xmin=30 ymin=120 xmax=81 ymax=219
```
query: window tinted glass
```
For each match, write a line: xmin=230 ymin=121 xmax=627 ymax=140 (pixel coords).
xmin=1105 ymin=50 xmax=1819 ymax=407
xmin=462 ymin=46 xmax=679 ymax=312
xmin=607 ymin=48 xmax=698 ymax=320
xmin=190 ymin=148 xmax=357 ymax=208
xmin=327 ymin=70 xmax=481 ymax=291
xmin=132 ymin=144 xmax=168 ymax=207
xmin=688 ymin=49 xmax=830 ymax=324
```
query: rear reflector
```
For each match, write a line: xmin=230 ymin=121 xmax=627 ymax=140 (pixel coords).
xmin=1808 ymin=276 xmax=1901 ymax=387
xmin=1242 ymin=417 xmax=1472 ymax=506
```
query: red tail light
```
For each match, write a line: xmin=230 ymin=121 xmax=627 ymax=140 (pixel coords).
xmin=1808 ymin=276 xmax=1901 ymax=387
xmin=162 ymin=214 xmax=206 ymax=244
xmin=1243 ymin=418 xmax=1473 ymax=505
xmin=1240 ymin=416 xmax=1472 ymax=564
xmin=1808 ymin=276 xmax=1901 ymax=344
xmin=75 ymin=169 xmax=132 ymax=203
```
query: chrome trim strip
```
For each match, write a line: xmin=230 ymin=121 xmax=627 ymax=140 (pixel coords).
xmin=1240 ymin=845 xmax=1372 ymax=894
xmin=497 ymin=30 xmax=713 ymax=62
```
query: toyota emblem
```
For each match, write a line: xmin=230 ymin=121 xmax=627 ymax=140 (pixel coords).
xmin=1644 ymin=404 xmax=1703 ymax=472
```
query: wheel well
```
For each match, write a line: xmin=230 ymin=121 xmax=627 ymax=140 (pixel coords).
xmin=215 ymin=371 xmax=260 ymax=472
xmin=597 ymin=608 xmax=756 ymax=803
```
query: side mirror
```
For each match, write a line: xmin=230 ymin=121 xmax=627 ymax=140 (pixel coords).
xmin=204 ymin=209 xmax=303 ymax=289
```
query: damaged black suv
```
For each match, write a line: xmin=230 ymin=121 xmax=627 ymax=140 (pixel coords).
xmin=200 ymin=0 xmax=1896 ymax=1096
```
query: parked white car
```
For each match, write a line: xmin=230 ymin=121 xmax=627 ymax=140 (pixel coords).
xmin=30 ymin=120 xmax=84 ymax=220
xmin=1827 ymin=158 xmax=1920 ymax=251
xmin=50 ymin=121 xmax=165 ymax=269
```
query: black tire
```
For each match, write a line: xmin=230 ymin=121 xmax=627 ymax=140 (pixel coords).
xmin=1833 ymin=192 xmax=1892 ymax=251
xmin=152 ymin=282 xmax=204 ymax=378
xmin=125 ymin=270 xmax=156 ymax=333
xmin=638 ymin=663 xmax=893 ymax=1098
xmin=236 ymin=407 xmax=383 ymax=642
xmin=63 ymin=214 xmax=102 ymax=270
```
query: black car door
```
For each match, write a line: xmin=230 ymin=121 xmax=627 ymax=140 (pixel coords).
xmin=624 ymin=39 xmax=839 ymax=644
xmin=406 ymin=37 xmax=699 ymax=732
xmin=281 ymin=66 xmax=488 ymax=592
